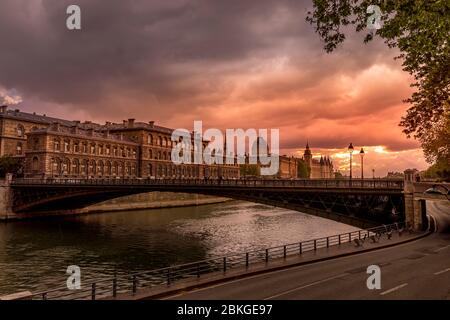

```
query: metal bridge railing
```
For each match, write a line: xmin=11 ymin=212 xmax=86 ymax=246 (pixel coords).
xmin=29 ymin=221 xmax=409 ymax=300
xmin=11 ymin=177 xmax=404 ymax=190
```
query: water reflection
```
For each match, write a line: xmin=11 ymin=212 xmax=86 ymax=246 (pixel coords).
xmin=0 ymin=201 xmax=358 ymax=295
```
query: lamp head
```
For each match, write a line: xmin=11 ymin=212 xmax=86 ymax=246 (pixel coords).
xmin=348 ymin=143 xmax=354 ymax=154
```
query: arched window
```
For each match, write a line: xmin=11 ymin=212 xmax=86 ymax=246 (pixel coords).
xmin=73 ymin=159 xmax=80 ymax=174
xmin=98 ymin=161 xmax=104 ymax=175
xmin=158 ymin=136 xmax=163 ymax=146
xmin=106 ymin=161 xmax=112 ymax=175
xmin=63 ymin=159 xmax=70 ymax=174
xmin=148 ymin=135 xmax=153 ymax=145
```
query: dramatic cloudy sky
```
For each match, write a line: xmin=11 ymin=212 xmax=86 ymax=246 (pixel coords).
xmin=0 ymin=0 xmax=427 ymax=176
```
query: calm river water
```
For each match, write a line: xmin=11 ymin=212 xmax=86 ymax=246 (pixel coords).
xmin=0 ymin=200 xmax=359 ymax=295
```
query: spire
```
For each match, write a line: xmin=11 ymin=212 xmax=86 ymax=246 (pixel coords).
xmin=304 ymin=140 xmax=312 ymax=156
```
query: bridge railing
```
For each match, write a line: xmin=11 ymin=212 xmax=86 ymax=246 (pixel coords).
xmin=11 ymin=177 xmax=404 ymax=189
xmin=29 ymin=221 xmax=409 ymax=300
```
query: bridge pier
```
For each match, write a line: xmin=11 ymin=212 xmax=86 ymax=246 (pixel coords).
xmin=0 ymin=174 xmax=14 ymax=220
xmin=404 ymin=169 xmax=427 ymax=231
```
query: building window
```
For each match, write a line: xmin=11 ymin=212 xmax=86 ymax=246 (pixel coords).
xmin=32 ymin=157 xmax=39 ymax=171
xmin=17 ymin=124 xmax=25 ymax=137
xmin=54 ymin=138 xmax=60 ymax=151
xmin=74 ymin=142 xmax=79 ymax=153
xmin=148 ymin=135 xmax=153 ymax=145
xmin=16 ymin=142 xmax=23 ymax=155
xmin=98 ymin=145 xmax=103 ymax=155
xmin=148 ymin=149 xmax=153 ymax=159
xmin=64 ymin=141 xmax=70 ymax=152
xmin=90 ymin=144 xmax=96 ymax=154
xmin=148 ymin=163 xmax=152 ymax=176
xmin=158 ymin=136 xmax=163 ymax=146
xmin=106 ymin=145 xmax=111 ymax=155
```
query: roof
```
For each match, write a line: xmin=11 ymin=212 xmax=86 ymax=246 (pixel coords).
xmin=0 ymin=108 xmax=75 ymax=126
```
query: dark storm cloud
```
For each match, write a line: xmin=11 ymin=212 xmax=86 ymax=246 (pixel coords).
xmin=0 ymin=0 xmax=422 ymax=170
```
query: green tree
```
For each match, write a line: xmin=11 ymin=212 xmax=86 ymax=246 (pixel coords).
xmin=240 ymin=164 xmax=260 ymax=177
xmin=334 ymin=171 xmax=343 ymax=178
xmin=423 ymin=158 xmax=450 ymax=181
xmin=297 ymin=159 xmax=310 ymax=178
xmin=306 ymin=0 xmax=449 ymax=163
xmin=0 ymin=156 xmax=23 ymax=178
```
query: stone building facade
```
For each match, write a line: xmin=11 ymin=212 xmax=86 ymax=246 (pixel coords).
xmin=303 ymin=142 xmax=334 ymax=178
xmin=0 ymin=105 xmax=239 ymax=179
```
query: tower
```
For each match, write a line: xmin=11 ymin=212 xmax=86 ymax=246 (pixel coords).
xmin=303 ymin=141 xmax=312 ymax=167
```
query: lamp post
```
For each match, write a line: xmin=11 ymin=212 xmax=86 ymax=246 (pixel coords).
xmin=372 ymin=168 xmax=375 ymax=179
xmin=348 ymin=143 xmax=354 ymax=181
xmin=359 ymin=148 xmax=365 ymax=179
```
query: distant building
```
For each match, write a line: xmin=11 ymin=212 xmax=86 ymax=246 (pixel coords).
xmin=0 ymin=105 xmax=240 ymax=179
xmin=302 ymin=142 xmax=334 ymax=179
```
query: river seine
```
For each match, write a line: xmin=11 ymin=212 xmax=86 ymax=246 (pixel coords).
xmin=0 ymin=200 xmax=359 ymax=295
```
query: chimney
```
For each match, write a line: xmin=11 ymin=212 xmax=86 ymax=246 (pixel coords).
xmin=128 ymin=118 xmax=135 ymax=128
xmin=123 ymin=120 xmax=127 ymax=126
xmin=0 ymin=105 xmax=7 ymax=113
xmin=148 ymin=121 xmax=154 ymax=127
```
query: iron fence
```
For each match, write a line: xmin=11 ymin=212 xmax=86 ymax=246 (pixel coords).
xmin=29 ymin=221 xmax=409 ymax=300
xmin=12 ymin=177 xmax=404 ymax=190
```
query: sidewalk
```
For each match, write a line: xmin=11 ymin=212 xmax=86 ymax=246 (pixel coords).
xmin=114 ymin=229 xmax=430 ymax=300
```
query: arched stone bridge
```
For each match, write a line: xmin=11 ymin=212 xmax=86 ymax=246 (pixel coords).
xmin=8 ymin=178 xmax=406 ymax=228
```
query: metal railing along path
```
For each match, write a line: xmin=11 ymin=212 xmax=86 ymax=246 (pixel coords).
xmin=11 ymin=178 xmax=404 ymax=190
xmin=30 ymin=221 xmax=408 ymax=300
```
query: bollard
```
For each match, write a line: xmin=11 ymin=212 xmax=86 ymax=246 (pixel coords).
xmin=132 ymin=275 xmax=137 ymax=294
xmin=245 ymin=253 xmax=249 ymax=268
xmin=326 ymin=237 xmax=329 ymax=248
xmin=223 ymin=257 xmax=227 ymax=273
xmin=314 ymin=239 xmax=317 ymax=251
xmin=197 ymin=263 xmax=201 ymax=278
xmin=299 ymin=242 xmax=302 ymax=254
xmin=91 ymin=283 xmax=96 ymax=301
xmin=283 ymin=246 xmax=287 ymax=259
xmin=112 ymin=277 xmax=117 ymax=298
xmin=265 ymin=249 xmax=269 ymax=263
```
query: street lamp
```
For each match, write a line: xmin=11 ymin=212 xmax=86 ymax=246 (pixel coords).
xmin=359 ymin=148 xmax=365 ymax=179
xmin=348 ymin=143 xmax=354 ymax=180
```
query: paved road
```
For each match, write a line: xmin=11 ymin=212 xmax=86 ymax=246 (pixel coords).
xmin=167 ymin=201 xmax=450 ymax=300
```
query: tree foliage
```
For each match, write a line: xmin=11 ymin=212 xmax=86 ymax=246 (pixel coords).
xmin=307 ymin=0 xmax=449 ymax=163
xmin=0 ymin=156 xmax=23 ymax=178
xmin=297 ymin=159 xmax=311 ymax=178
xmin=240 ymin=164 xmax=260 ymax=177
